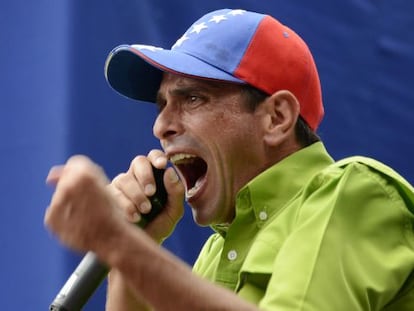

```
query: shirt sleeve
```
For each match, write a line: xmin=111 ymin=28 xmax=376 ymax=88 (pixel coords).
xmin=259 ymin=161 xmax=414 ymax=311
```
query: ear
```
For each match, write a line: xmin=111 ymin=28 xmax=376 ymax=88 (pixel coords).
xmin=261 ymin=90 xmax=300 ymax=146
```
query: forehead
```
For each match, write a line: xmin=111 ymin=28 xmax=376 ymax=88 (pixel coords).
xmin=158 ymin=73 xmax=245 ymax=95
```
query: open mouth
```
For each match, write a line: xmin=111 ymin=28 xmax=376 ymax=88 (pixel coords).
xmin=170 ymin=154 xmax=208 ymax=198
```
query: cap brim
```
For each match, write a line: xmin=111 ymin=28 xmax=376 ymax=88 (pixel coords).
xmin=105 ymin=45 xmax=245 ymax=103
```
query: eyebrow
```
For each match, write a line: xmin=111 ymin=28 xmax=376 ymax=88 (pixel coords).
xmin=156 ymin=82 xmax=220 ymax=105
xmin=155 ymin=78 xmax=244 ymax=107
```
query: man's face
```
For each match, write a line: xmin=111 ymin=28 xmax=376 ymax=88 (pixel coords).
xmin=153 ymin=73 xmax=267 ymax=226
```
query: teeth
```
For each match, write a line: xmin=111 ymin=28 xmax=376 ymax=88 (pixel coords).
xmin=186 ymin=178 xmax=203 ymax=198
xmin=170 ymin=153 xmax=205 ymax=199
xmin=170 ymin=153 xmax=196 ymax=164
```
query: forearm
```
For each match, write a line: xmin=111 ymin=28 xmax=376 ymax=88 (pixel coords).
xmin=106 ymin=269 xmax=152 ymax=311
xmin=99 ymin=224 xmax=258 ymax=311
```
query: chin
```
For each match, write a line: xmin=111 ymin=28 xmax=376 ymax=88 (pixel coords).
xmin=191 ymin=209 xmax=213 ymax=227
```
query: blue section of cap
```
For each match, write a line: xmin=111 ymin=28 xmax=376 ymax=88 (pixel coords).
xmin=172 ymin=9 xmax=265 ymax=75
xmin=130 ymin=45 xmax=245 ymax=83
xmin=105 ymin=9 xmax=266 ymax=102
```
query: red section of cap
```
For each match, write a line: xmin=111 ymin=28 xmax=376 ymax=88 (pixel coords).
xmin=234 ymin=16 xmax=324 ymax=130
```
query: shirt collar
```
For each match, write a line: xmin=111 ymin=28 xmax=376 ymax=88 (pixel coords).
xmin=212 ymin=142 xmax=334 ymax=234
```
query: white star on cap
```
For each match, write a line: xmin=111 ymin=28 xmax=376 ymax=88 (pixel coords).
xmin=209 ymin=15 xmax=227 ymax=23
xmin=172 ymin=34 xmax=189 ymax=49
xmin=228 ymin=9 xmax=246 ymax=16
xmin=190 ymin=22 xmax=208 ymax=34
xmin=132 ymin=44 xmax=163 ymax=51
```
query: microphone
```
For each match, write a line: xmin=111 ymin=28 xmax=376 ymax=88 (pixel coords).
xmin=49 ymin=167 xmax=168 ymax=311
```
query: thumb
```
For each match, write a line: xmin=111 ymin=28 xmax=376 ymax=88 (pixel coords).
xmin=144 ymin=167 xmax=184 ymax=243
xmin=46 ymin=165 xmax=65 ymax=185
xmin=164 ymin=167 xmax=185 ymax=208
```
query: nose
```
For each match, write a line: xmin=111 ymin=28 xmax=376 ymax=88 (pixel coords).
xmin=153 ymin=104 xmax=182 ymax=140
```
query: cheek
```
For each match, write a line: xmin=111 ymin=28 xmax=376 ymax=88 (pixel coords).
xmin=215 ymin=117 xmax=261 ymax=156
xmin=186 ymin=110 xmax=231 ymax=136
xmin=185 ymin=106 xmax=261 ymax=151
xmin=212 ymin=110 xmax=248 ymax=133
xmin=212 ymin=119 xmax=245 ymax=145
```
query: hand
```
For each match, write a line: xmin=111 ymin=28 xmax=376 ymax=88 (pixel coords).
xmin=44 ymin=155 xmax=126 ymax=253
xmin=109 ymin=149 xmax=185 ymax=243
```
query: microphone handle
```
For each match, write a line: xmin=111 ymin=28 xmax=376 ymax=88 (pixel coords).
xmin=49 ymin=167 xmax=167 ymax=311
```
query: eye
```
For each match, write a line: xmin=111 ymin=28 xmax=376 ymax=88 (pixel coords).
xmin=188 ymin=95 xmax=199 ymax=102
xmin=186 ymin=94 xmax=206 ymax=106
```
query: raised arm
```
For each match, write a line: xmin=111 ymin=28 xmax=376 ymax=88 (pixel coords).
xmin=44 ymin=155 xmax=258 ymax=311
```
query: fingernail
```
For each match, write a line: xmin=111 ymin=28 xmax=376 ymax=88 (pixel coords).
xmin=168 ymin=169 xmax=179 ymax=183
xmin=140 ymin=201 xmax=151 ymax=213
xmin=144 ymin=184 xmax=155 ymax=196
xmin=132 ymin=212 xmax=141 ymax=223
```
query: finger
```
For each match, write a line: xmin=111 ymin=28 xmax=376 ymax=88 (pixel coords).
xmin=44 ymin=204 xmax=54 ymax=229
xmin=112 ymin=172 xmax=151 ymax=216
xmin=143 ymin=167 xmax=184 ymax=241
xmin=147 ymin=149 xmax=168 ymax=169
xmin=65 ymin=155 xmax=110 ymax=188
xmin=164 ymin=167 xmax=185 ymax=220
xmin=46 ymin=165 xmax=65 ymax=185
xmin=129 ymin=156 xmax=158 ymax=197
xmin=107 ymin=182 xmax=142 ymax=223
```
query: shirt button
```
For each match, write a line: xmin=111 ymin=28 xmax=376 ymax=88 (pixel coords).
xmin=227 ymin=250 xmax=238 ymax=261
xmin=259 ymin=211 xmax=268 ymax=221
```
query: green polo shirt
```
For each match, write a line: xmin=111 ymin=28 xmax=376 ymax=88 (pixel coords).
xmin=192 ymin=142 xmax=414 ymax=310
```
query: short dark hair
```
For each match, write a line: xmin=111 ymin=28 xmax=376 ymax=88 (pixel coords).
xmin=240 ymin=84 xmax=320 ymax=147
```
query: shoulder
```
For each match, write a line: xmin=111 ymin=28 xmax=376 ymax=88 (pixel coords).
xmin=328 ymin=156 xmax=413 ymax=210
xmin=295 ymin=156 xmax=414 ymax=244
xmin=305 ymin=155 xmax=414 ymax=206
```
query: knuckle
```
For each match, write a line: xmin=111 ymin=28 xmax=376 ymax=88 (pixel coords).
xmin=148 ymin=149 xmax=167 ymax=167
xmin=112 ymin=172 xmax=127 ymax=186
xmin=71 ymin=170 xmax=96 ymax=188
xmin=130 ymin=155 xmax=148 ymax=169
xmin=147 ymin=149 xmax=163 ymax=159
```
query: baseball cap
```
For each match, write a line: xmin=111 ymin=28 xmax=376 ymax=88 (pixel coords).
xmin=105 ymin=9 xmax=324 ymax=130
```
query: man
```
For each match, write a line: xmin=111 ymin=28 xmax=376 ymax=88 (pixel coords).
xmin=44 ymin=9 xmax=414 ymax=310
